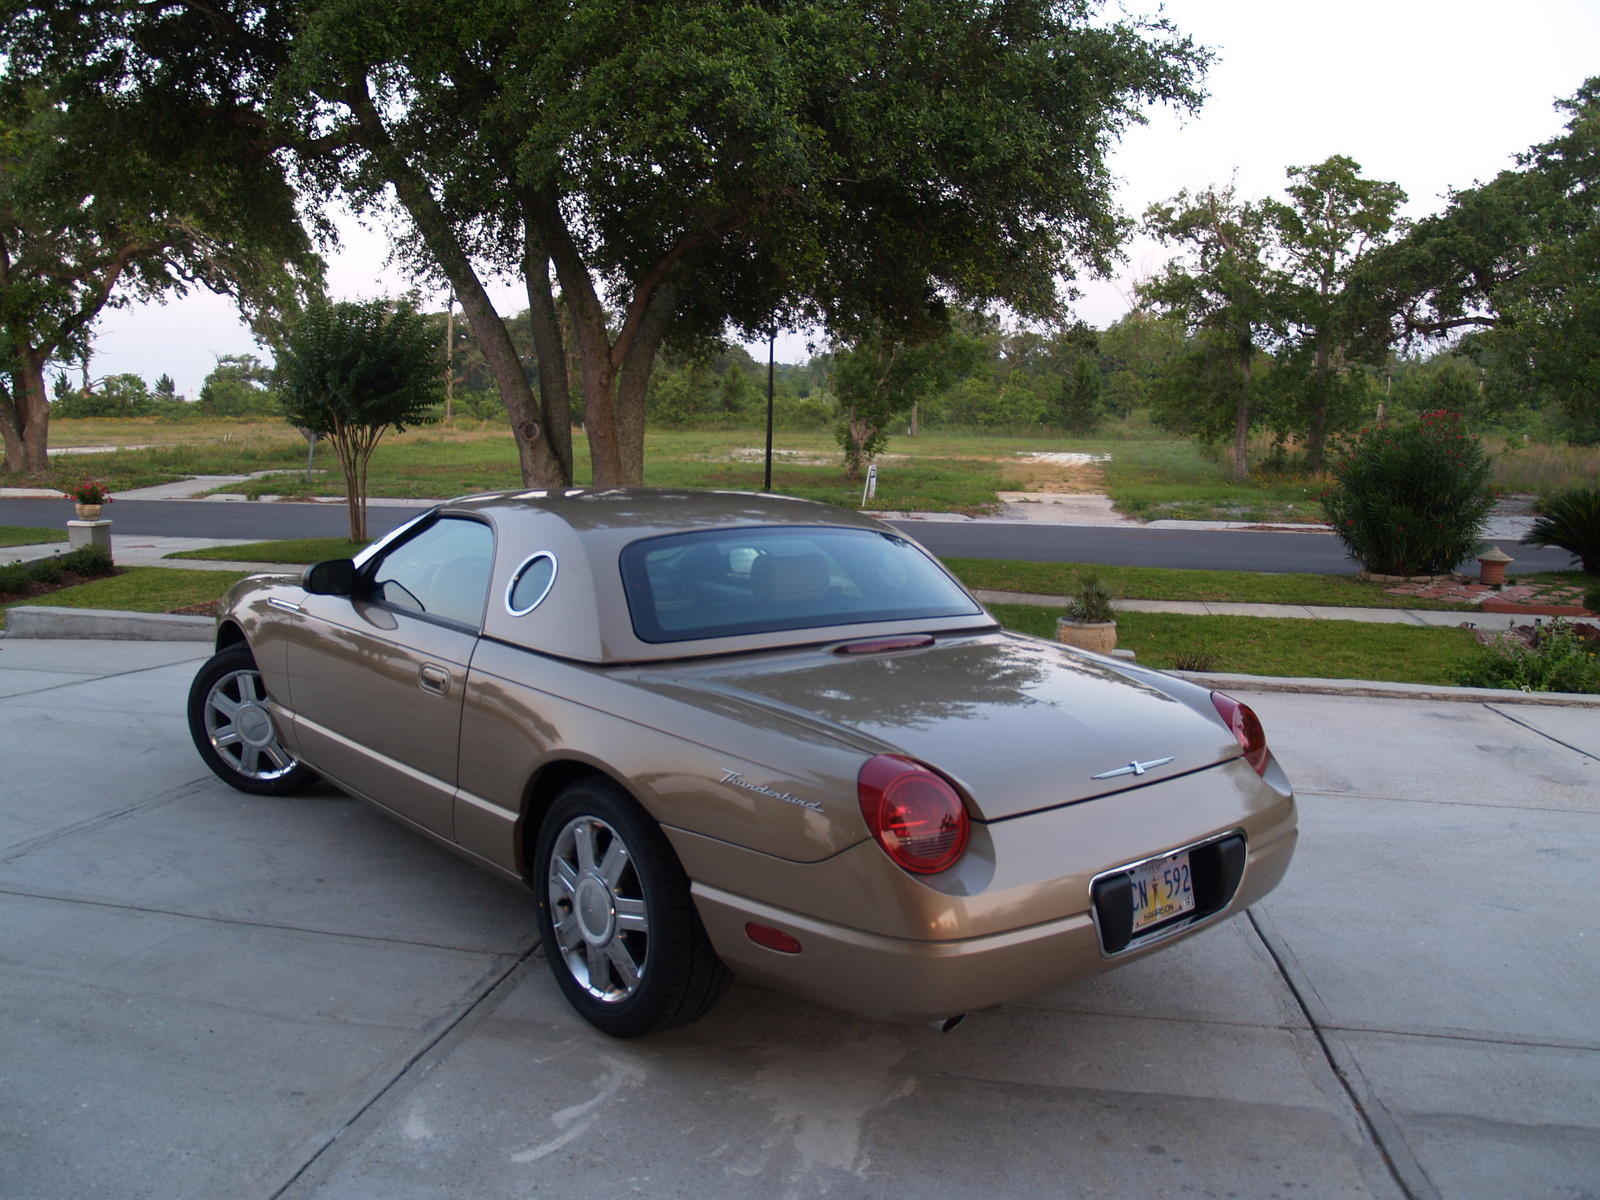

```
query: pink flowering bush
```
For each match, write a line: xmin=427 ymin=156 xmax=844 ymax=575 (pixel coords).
xmin=1319 ymin=411 xmax=1496 ymax=575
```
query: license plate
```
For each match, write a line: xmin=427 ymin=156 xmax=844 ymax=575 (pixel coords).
xmin=1129 ymin=849 xmax=1195 ymax=933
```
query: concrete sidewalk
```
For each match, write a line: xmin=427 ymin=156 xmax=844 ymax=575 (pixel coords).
xmin=0 ymin=638 xmax=1594 ymax=1199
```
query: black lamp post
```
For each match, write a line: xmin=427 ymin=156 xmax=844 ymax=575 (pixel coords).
xmin=764 ymin=331 xmax=776 ymax=493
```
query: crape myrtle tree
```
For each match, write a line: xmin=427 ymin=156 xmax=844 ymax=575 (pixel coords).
xmin=0 ymin=68 xmax=319 ymax=474
xmin=276 ymin=298 xmax=441 ymax=541
xmin=9 ymin=0 xmax=1209 ymax=487
xmin=1350 ymin=80 xmax=1600 ymax=443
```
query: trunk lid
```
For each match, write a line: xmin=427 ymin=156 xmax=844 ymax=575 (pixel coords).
xmin=650 ymin=632 xmax=1241 ymax=820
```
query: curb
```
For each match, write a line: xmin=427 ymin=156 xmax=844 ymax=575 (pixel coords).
xmin=4 ymin=606 xmax=213 ymax=642
xmin=1169 ymin=669 xmax=1600 ymax=708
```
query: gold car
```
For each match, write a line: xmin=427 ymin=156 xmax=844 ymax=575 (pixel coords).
xmin=188 ymin=489 xmax=1297 ymax=1037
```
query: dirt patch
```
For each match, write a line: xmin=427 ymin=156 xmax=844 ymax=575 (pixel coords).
xmin=999 ymin=452 xmax=1112 ymax=495
xmin=168 ymin=600 xmax=222 ymax=617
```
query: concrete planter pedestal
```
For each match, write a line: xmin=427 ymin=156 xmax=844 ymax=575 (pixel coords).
xmin=67 ymin=519 xmax=112 ymax=552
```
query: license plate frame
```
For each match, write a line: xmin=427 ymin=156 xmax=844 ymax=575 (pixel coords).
xmin=1128 ymin=848 xmax=1195 ymax=933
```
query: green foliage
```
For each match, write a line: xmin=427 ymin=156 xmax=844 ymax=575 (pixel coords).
xmin=1056 ymin=357 xmax=1102 ymax=432
xmin=1452 ymin=623 xmax=1600 ymax=694
xmin=0 ymin=65 xmax=319 ymax=471
xmin=1138 ymin=186 xmax=1280 ymax=479
xmin=832 ymin=325 xmax=985 ymax=477
xmin=50 ymin=374 xmax=154 ymax=418
xmin=1523 ymin=488 xmax=1600 ymax=573
xmin=201 ymin=355 xmax=280 ymax=417
xmin=276 ymin=298 xmax=442 ymax=539
xmin=1065 ymin=570 xmax=1115 ymax=623
xmin=1351 ymin=79 xmax=1600 ymax=444
xmin=1320 ymin=411 xmax=1497 ymax=574
xmin=0 ymin=543 xmax=115 ymax=595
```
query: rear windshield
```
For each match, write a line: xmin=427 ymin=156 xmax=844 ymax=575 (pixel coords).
xmin=620 ymin=526 xmax=983 ymax=643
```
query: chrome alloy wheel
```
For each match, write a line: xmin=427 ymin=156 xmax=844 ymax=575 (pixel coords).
xmin=546 ymin=815 xmax=651 ymax=1003
xmin=201 ymin=667 xmax=301 ymax=784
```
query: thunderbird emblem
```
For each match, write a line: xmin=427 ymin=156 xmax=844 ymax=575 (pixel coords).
xmin=1091 ymin=756 xmax=1175 ymax=780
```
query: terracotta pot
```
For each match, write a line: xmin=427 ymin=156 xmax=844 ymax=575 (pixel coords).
xmin=74 ymin=503 xmax=103 ymax=520
xmin=1055 ymin=617 xmax=1117 ymax=654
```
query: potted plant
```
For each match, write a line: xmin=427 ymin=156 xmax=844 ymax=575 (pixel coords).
xmin=65 ymin=480 xmax=113 ymax=520
xmin=1055 ymin=569 xmax=1118 ymax=653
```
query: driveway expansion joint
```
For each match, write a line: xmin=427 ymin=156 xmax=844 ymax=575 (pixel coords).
xmin=1249 ymin=907 xmax=1440 ymax=1200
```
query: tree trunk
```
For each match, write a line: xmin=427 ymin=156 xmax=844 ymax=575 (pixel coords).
xmin=1305 ymin=337 xmax=1331 ymax=473
xmin=345 ymin=84 xmax=564 ymax=488
xmin=614 ymin=280 xmax=678 ymax=481
xmin=520 ymin=217 xmax=574 ymax=487
xmin=0 ymin=347 xmax=51 ymax=474
xmin=1232 ymin=348 xmax=1252 ymax=482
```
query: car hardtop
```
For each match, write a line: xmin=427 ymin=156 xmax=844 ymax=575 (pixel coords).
xmin=357 ymin=488 xmax=998 ymax=665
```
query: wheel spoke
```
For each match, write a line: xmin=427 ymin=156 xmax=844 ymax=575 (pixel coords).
xmin=572 ymin=822 xmax=598 ymax=873
xmin=211 ymin=724 xmax=242 ymax=748
xmin=605 ymin=940 xmax=641 ymax=991
xmin=209 ymin=692 xmax=240 ymax=720
xmin=551 ymin=856 xmax=580 ymax=899
xmin=236 ymin=673 xmax=262 ymax=704
xmin=614 ymin=897 xmax=648 ymax=934
xmin=598 ymin=839 xmax=630 ymax=888
xmin=586 ymin=946 xmax=610 ymax=992
xmin=261 ymin=741 xmax=294 ymax=770
xmin=553 ymin=908 xmax=583 ymax=949
xmin=237 ymin=745 xmax=262 ymax=776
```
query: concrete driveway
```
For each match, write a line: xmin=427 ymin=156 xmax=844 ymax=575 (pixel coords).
xmin=1 ymin=639 xmax=1594 ymax=1200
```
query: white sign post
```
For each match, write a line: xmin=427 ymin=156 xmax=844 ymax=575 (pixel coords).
xmin=861 ymin=463 xmax=878 ymax=507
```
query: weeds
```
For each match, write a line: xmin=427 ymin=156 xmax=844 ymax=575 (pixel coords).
xmin=1453 ymin=621 xmax=1600 ymax=694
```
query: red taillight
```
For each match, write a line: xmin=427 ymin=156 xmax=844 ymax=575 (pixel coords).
xmin=745 ymin=922 xmax=802 ymax=954
xmin=857 ymin=754 xmax=970 ymax=874
xmin=1212 ymin=692 xmax=1269 ymax=775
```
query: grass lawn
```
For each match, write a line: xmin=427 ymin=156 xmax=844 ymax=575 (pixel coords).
xmin=1 ymin=525 xmax=62 ymax=549
xmin=169 ymin=537 xmax=370 ymax=563
xmin=945 ymin=558 xmax=1475 ymax=610
xmin=991 ymin=604 xmax=1478 ymax=684
xmin=0 ymin=567 xmax=251 ymax=630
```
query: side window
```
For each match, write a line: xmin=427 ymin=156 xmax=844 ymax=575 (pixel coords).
xmin=369 ymin=517 xmax=495 ymax=628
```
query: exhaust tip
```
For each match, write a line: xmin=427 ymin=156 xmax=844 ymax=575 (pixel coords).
xmin=929 ymin=1013 xmax=966 ymax=1033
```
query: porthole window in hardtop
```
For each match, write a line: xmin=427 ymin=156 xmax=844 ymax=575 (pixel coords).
xmin=369 ymin=516 xmax=494 ymax=628
xmin=620 ymin=526 xmax=982 ymax=643
xmin=506 ymin=552 xmax=558 ymax=616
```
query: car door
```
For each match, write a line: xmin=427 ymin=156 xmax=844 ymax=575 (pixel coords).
xmin=282 ymin=515 xmax=495 ymax=838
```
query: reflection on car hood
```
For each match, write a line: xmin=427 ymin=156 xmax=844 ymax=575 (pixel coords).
xmin=651 ymin=632 xmax=1242 ymax=820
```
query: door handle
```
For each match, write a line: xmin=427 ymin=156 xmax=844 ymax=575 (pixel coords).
xmin=418 ymin=663 xmax=451 ymax=696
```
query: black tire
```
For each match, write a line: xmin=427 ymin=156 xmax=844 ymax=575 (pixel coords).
xmin=534 ymin=777 xmax=730 ymax=1037
xmin=187 ymin=643 xmax=317 ymax=796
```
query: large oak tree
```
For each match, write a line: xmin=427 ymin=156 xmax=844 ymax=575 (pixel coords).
xmin=0 ymin=79 xmax=318 ymax=473
xmin=11 ymin=0 xmax=1208 ymax=484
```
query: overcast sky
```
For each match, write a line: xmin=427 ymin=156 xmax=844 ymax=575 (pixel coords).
xmin=89 ymin=0 xmax=1600 ymax=396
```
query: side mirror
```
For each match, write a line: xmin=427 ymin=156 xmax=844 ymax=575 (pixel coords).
xmin=303 ymin=558 xmax=357 ymax=596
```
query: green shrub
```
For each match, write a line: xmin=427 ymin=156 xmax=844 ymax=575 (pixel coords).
xmin=1453 ymin=622 xmax=1600 ymax=694
xmin=1523 ymin=488 xmax=1600 ymax=574
xmin=1066 ymin=570 xmax=1115 ymax=623
xmin=56 ymin=544 xmax=115 ymax=577
xmin=1320 ymin=410 xmax=1496 ymax=575
xmin=0 ymin=561 xmax=30 ymax=594
xmin=29 ymin=557 xmax=63 ymax=585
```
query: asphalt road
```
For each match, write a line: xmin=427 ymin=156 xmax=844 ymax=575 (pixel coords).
xmin=0 ymin=495 xmax=1574 ymax=575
